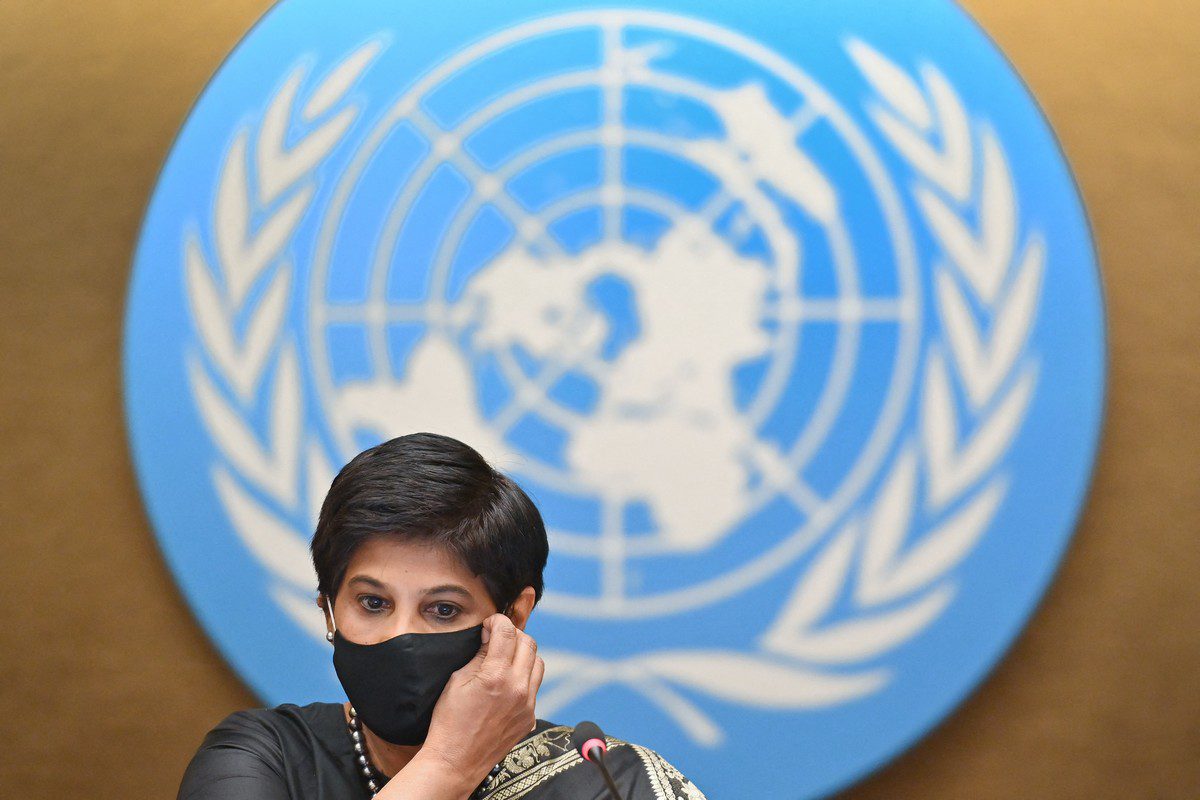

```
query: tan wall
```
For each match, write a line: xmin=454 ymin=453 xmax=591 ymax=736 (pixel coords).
xmin=1 ymin=1 xmax=1196 ymax=797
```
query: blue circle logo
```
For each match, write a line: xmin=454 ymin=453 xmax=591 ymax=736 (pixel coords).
xmin=124 ymin=2 xmax=1105 ymax=797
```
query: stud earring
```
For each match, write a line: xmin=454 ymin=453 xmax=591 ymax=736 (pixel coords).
xmin=320 ymin=594 xmax=337 ymax=644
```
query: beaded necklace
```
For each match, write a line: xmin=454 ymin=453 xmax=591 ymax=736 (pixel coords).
xmin=344 ymin=706 xmax=503 ymax=798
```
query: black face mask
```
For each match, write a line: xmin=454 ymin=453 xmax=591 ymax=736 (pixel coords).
xmin=332 ymin=624 xmax=483 ymax=746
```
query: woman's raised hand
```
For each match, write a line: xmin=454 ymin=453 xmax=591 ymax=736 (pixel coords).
xmin=418 ymin=613 xmax=546 ymax=788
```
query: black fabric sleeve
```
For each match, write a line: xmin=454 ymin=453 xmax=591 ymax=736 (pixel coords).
xmin=590 ymin=743 xmax=700 ymax=800
xmin=177 ymin=711 xmax=291 ymax=800
xmin=607 ymin=743 xmax=709 ymax=800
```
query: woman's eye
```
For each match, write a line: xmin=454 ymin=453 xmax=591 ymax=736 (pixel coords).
xmin=358 ymin=595 xmax=388 ymax=613
xmin=429 ymin=602 xmax=459 ymax=620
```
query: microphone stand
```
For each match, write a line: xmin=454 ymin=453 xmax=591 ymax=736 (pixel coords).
xmin=571 ymin=720 xmax=625 ymax=800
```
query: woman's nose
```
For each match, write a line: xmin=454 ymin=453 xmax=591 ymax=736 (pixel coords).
xmin=376 ymin=610 xmax=431 ymax=641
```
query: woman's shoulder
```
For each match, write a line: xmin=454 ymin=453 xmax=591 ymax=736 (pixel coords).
xmin=202 ymin=701 xmax=345 ymax=746
xmin=511 ymin=721 xmax=707 ymax=800
xmin=179 ymin=703 xmax=351 ymax=800
xmin=602 ymin=734 xmax=708 ymax=800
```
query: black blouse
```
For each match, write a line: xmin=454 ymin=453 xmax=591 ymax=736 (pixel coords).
xmin=177 ymin=702 xmax=707 ymax=800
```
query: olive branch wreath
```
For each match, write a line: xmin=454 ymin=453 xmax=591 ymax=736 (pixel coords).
xmin=184 ymin=38 xmax=1043 ymax=747
xmin=185 ymin=42 xmax=381 ymax=639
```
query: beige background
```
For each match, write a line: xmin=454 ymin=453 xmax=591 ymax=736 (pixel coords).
xmin=1 ymin=1 xmax=1197 ymax=797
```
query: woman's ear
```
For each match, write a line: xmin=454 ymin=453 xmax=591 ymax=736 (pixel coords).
xmin=506 ymin=586 xmax=538 ymax=631
xmin=317 ymin=593 xmax=336 ymax=641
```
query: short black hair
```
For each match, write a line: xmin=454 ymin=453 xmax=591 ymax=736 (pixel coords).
xmin=310 ymin=432 xmax=548 ymax=611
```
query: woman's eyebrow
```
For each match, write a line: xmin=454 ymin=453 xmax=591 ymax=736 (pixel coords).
xmin=347 ymin=575 xmax=388 ymax=589
xmin=422 ymin=584 xmax=472 ymax=597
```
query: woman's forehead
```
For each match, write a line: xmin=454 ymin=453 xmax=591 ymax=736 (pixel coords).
xmin=343 ymin=536 xmax=482 ymax=591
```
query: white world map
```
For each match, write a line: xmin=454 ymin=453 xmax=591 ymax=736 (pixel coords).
xmin=328 ymin=76 xmax=844 ymax=555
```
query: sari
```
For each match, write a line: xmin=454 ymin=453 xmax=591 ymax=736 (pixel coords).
xmin=479 ymin=720 xmax=707 ymax=800
xmin=177 ymin=703 xmax=707 ymax=800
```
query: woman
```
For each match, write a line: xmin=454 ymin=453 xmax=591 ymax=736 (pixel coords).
xmin=178 ymin=432 xmax=707 ymax=800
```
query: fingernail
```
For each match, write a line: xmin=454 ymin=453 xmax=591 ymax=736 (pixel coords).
xmin=481 ymin=626 xmax=490 ymax=644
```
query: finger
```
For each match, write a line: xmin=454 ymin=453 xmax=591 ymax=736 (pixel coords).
xmin=511 ymin=630 xmax=538 ymax=677
xmin=528 ymin=656 xmax=546 ymax=698
xmin=455 ymin=621 xmax=491 ymax=671
xmin=482 ymin=613 xmax=518 ymax=669
xmin=461 ymin=639 xmax=488 ymax=673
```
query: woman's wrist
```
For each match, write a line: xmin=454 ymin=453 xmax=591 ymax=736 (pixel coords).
xmin=374 ymin=749 xmax=481 ymax=800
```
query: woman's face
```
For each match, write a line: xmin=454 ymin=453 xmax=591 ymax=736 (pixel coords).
xmin=330 ymin=536 xmax=499 ymax=644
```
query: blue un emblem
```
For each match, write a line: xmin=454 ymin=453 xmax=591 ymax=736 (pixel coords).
xmin=124 ymin=3 xmax=1106 ymax=797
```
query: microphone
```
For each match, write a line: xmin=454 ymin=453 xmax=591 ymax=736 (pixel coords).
xmin=571 ymin=720 xmax=624 ymax=800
